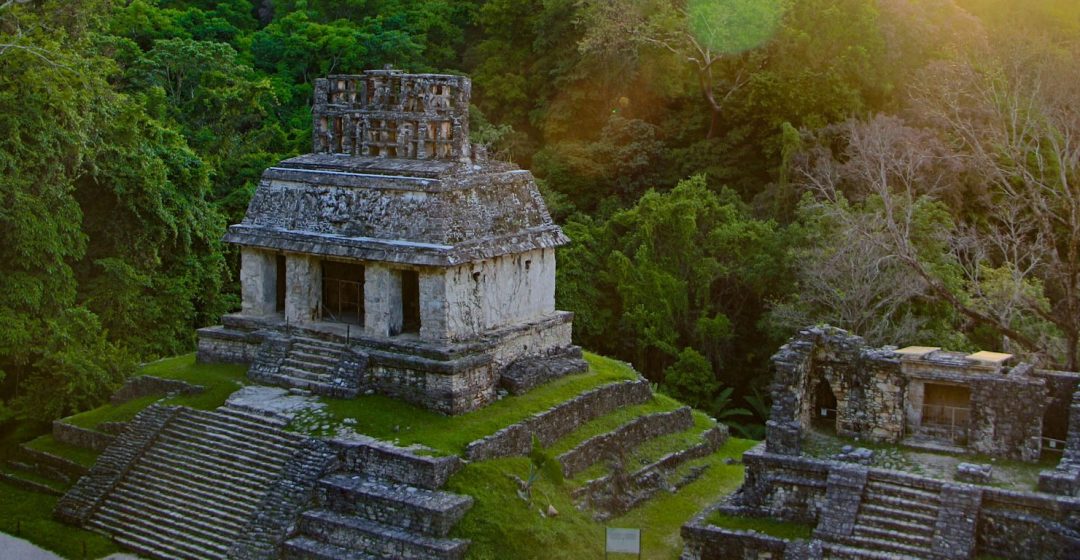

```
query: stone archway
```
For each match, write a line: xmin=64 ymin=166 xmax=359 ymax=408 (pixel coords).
xmin=813 ymin=378 xmax=839 ymax=431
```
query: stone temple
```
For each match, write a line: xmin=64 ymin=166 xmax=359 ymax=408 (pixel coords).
xmin=197 ymin=67 xmax=585 ymax=414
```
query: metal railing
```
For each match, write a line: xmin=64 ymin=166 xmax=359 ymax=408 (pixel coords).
xmin=913 ymin=404 xmax=971 ymax=445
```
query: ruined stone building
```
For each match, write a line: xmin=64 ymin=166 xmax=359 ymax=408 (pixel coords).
xmin=680 ymin=326 xmax=1080 ymax=560
xmin=197 ymin=67 xmax=584 ymax=413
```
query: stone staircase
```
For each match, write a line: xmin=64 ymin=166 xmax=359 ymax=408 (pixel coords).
xmin=84 ymin=407 xmax=312 ymax=560
xmin=252 ymin=334 xmax=365 ymax=398
xmin=284 ymin=472 xmax=473 ymax=560
xmin=826 ymin=478 xmax=940 ymax=559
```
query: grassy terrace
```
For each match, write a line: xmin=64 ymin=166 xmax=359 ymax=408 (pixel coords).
xmin=62 ymin=354 xmax=248 ymax=431
xmin=449 ymin=438 xmax=756 ymax=559
xmin=705 ymin=511 xmax=814 ymax=541
xmin=299 ymin=352 xmax=641 ymax=455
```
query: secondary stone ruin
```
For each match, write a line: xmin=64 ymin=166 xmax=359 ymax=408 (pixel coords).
xmin=767 ymin=327 xmax=1060 ymax=462
xmin=682 ymin=325 xmax=1080 ymax=560
xmin=197 ymin=67 xmax=585 ymax=414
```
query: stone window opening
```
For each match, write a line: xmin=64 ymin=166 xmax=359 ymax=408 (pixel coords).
xmin=525 ymin=259 xmax=532 ymax=271
xmin=400 ymin=270 xmax=421 ymax=335
xmin=321 ymin=260 xmax=365 ymax=325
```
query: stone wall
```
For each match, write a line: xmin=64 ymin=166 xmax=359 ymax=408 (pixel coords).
xmin=333 ymin=438 xmax=463 ymax=490
xmin=439 ymin=248 xmax=556 ymax=341
xmin=196 ymin=325 xmax=261 ymax=364
xmin=241 ymin=247 xmax=279 ymax=316
xmin=463 ymin=379 xmax=652 ymax=461
xmin=557 ymin=406 xmax=693 ymax=478
xmin=109 ymin=374 xmax=204 ymax=404
xmin=52 ymin=421 xmax=115 ymax=453
xmin=969 ymin=372 xmax=1047 ymax=461
xmin=1034 ymin=369 xmax=1080 ymax=443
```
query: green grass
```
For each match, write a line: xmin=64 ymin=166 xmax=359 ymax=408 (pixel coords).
xmin=0 ymin=463 xmax=69 ymax=493
xmin=23 ymin=435 xmax=100 ymax=468
xmin=705 ymin=511 xmax=814 ymax=540
xmin=0 ymin=480 xmax=119 ymax=559
xmin=447 ymin=437 xmax=757 ymax=560
xmin=305 ymin=352 xmax=641 ymax=455
xmin=63 ymin=354 xmax=247 ymax=431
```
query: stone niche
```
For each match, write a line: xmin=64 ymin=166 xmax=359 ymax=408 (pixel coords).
xmin=767 ymin=326 xmax=1053 ymax=462
xmin=197 ymin=68 xmax=585 ymax=414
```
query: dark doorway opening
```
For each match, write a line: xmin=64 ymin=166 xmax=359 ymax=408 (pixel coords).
xmin=400 ymin=270 xmax=421 ymax=334
xmin=813 ymin=379 xmax=838 ymax=430
xmin=276 ymin=255 xmax=286 ymax=313
xmin=322 ymin=260 xmax=365 ymax=324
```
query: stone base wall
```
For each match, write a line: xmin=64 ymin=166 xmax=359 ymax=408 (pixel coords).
xmin=362 ymin=360 xmax=498 ymax=415
xmin=333 ymin=438 xmax=463 ymax=490
xmin=196 ymin=325 xmax=261 ymax=364
xmin=109 ymin=375 xmax=204 ymax=405
xmin=463 ymin=379 xmax=652 ymax=462
xmin=52 ymin=421 xmax=115 ymax=453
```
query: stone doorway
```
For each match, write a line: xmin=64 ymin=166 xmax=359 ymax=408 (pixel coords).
xmin=275 ymin=254 xmax=286 ymax=313
xmin=400 ymin=270 xmax=421 ymax=334
xmin=919 ymin=383 xmax=971 ymax=445
xmin=813 ymin=379 xmax=839 ymax=431
xmin=321 ymin=260 xmax=365 ymax=324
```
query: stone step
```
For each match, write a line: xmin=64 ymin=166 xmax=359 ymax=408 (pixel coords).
xmin=291 ymin=350 xmax=341 ymax=367
xmin=91 ymin=507 xmax=231 ymax=559
xmin=106 ymin=527 xmax=217 ymax=560
xmin=862 ymin=493 xmax=939 ymax=517
xmin=183 ymin=407 xmax=307 ymax=444
xmin=140 ymin=445 xmax=280 ymax=493
xmin=159 ymin=421 xmax=298 ymax=465
xmin=123 ymin=466 xmax=258 ymax=517
xmin=167 ymin=416 xmax=302 ymax=455
xmin=822 ymin=542 xmax=924 ymax=560
xmin=280 ymin=364 xmax=338 ymax=383
xmin=293 ymin=341 xmax=346 ymax=357
xmin=852 ymin=524 xmax=932 ymax=549
xmin=134 ymin=459 xmax=268 ymax=505
xmin=855 ymin=512 xmax=935 ymax=537
xmin=858 ymin=503 xmax=938 ymax=526
xmin=262 ymin=372 xmax=359 ymax=398
xmin=128 ymin=457 xmax=269 ymax=507
xmin=171 ymin=411 xmax=306 ymax=449
xmin=284 ymin=357 xmax=338 ymax=375
xmin=111 ymin=482 xmax=253 ymax=529
xmin=865 ymin=479 xmax=940 ymax=503
xmin=838 ymin=534 xmax=931 ymax=558
xmin=299 ymin=509 xmax=469 ymax=560
xmin=150 ymin=438 xmax=285 ymax=482
xmin=283 ymin=536 xmax=378 ymax=560
xmin=318 ymin=474 xmax=473 ymax=537
xmin=215 ymin=406 xmax=291 ymax=428
xmin=103 ymin=492 xmax=244 ymax=542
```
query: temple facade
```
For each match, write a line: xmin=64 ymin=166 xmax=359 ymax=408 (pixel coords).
xmin=197 ymin=68 xmax=585 ymax=414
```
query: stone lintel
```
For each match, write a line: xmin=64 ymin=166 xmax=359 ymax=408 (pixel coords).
xmin=223 ymin=225 xmax=570 ymax=267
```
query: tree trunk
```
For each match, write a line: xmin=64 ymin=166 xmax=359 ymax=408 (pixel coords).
xmin=706 ymin=108 xmax=721 ymax=140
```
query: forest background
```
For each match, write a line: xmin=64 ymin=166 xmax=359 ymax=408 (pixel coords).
xmin=2 ymin=0 xmax=1078 ymax=437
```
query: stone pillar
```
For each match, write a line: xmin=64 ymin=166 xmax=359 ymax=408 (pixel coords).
xmin=240 ymin=248 xmax=278 ymax=316
xmin=419 ymin=270 xmax=449 ymax=341
xmin=364 ymin=264 xmax=403 ymax=337
xmin=285 ymin=254 xmax=321 ymax=324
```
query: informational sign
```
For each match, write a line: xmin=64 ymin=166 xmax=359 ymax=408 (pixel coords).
xmin=605 ymin=527 xmax=641 ymax=557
